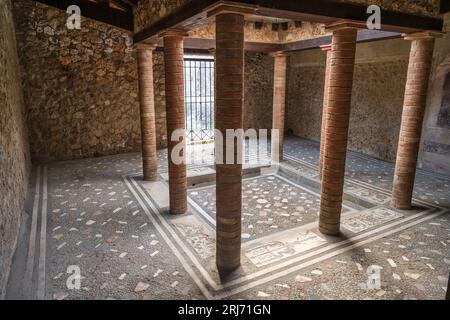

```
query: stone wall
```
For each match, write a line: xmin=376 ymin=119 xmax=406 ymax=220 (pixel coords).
xmin=153 ymin=50 xmax=168 ymax=149
xmin=0 ymin=0 xmax=30 ymax=298
xmin=287 ymin=38 xmax=411 ymax=161
xmin=189 ymin=20 xmax=327 ymax=43
xmin=134 ymin=0 xmax=191 ymax=32
xmin=13 ymin=0 xmax=142 ymax=162
xmin=189 ymin=21 xmax=282 ymax=43
xmin=244 ymin=52 xmax=274 ymax=131
xmin=336 ymin=0 xmax=440 ymax=17
xmin=12 ymin=1 xmax=275 ymax=160
xmin=419 ymin=13 xmax=450 ymax=175
xmin=286 ymin=51 xmax=326 ymax=141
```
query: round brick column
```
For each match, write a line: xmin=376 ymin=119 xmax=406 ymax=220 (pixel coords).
xmin=215 ymin=13 xmax=244 ymax=272
xmin=319 ymin=44 xmax=332 ymax=180
xmin=319 ymin=22 xmax=360 ymax=236
xmin=136 ymin=43 xmax=158 ymax=181
xmin=392 ymin=32 xmax=439 ymax=210
xmin=162 ymin=30 xmax=188 ymax=215
xmin=271 ymin=52 xmax=287 ymax=162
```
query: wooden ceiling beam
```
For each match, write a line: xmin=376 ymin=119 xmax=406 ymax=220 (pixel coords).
xmin=440 ymin=0 xmax=450 ymax=14
xmin=120 ymin=0 xmax=138 ymax=6
xmin=35 ymin=0 xmax=134 ymax=31
xmin=134 ymin=0 xmax=216 ymax=43
xmin=152 ymin=37 xmax=281 ymax=53
xmin=281 ymin=30 xmax=401 ymax=52
xmin=245 ymin=0 xmax=443 ymax=33
xmin=146 ymin=29 xmax=400 ymax=54
xmin=108 ymin=0 xmax=133 ymax=11
xmin=134 ymin=0 xmax=443 ymax=44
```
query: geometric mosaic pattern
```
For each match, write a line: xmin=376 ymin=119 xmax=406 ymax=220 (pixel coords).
xmin=8 ymin=136 xmax=450 ymax=301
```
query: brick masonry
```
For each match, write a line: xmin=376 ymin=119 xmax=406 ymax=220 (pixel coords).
xmin=319 ymin=26 xmax=358 ymax=236
xmin=271 ymin=52 xmax=287 ymax=161
xmin=136 ymin=44 xmax=158 ymax=181
xmin=163 ymin=32 xmax=188 ymax=215
xmin=392 ymin=35 xmax=436 ymax=210
xmin=0 ymin=0 xmax=30 ymax=298
xmin=319 ymin=45 xmax=332 ymax=179
xmin=215 ymin=13 xmax=245 ymax=271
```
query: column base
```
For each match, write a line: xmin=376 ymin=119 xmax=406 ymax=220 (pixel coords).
xmin=391 ymin=200 xmax=412 ymax=211
xmin=319 ymin=224 xmax=340 ymax=236
xmin=142 ymin=173 xmax=158 ymax=182
xmin=169 ymin=207 xmax=188 ymax=215
xmin=216 ymin=261 xmax=241 ymax=274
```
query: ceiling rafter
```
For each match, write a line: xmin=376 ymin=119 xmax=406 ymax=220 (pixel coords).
xmin=134 ymin=0 xmax=444 ymax=44
xmin=440 ymin=0 xmax=450 ymax=14
xmin=35 ymin=0 xmax=135 ymax=31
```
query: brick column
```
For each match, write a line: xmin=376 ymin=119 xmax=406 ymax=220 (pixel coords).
xmin=319 ymin=21 xmax=362 ymax=236
xmin=136 ymin=43 xmax=158 ymax=181
xmin=392 ymin=31 xmax=440 ymax=210
xmin=215 ymin=13 xmax=244 ymax=272
xmin=162 ymin=29 xmax=188 ymax=215
xmin=271 ymin=52 xmax=287 ymax=162
xmin=319 ymin=44 xmax=332 ymax=180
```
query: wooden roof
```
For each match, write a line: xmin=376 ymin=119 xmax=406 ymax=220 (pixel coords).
xmin=35 ymin=0 xmax=137 ymax=31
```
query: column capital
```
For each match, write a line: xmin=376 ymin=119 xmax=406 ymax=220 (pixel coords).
xmin=159 ymin=28 xmax=189 ymax=38
xmin=320 ymin=44 xmax=332 ymax=52
xmin=325 ymin=19 xmax=367 ymax=32
xmin=270 ymin=51 xmax=288 ymax=58
xmin=135 ymin=42 xmax=157 ymax=51
xmin=403 ymin=30 xmax=444 ymax=41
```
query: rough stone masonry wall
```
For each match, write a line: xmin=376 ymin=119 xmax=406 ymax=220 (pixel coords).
xmin=0 ymin=0 xmax=30 ymax=298
xmin=12 ymin=1 xmax=274 ymax=161
xmin=334 ymin=0 xmax=439 ymax=17
xmin=287 ymin=38 xmax=411 ymax=161
xmin=419 ymin=13 xmax=450 ymax=176
xmin=13 ymin=0 xmax=142 ymax=162
xmin=244 ymin=52 xmax=274 ymax=131
xmin=134 ymin=0 xmax=191 ymax=32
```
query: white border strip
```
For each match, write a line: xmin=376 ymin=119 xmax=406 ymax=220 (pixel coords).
xmin=24 ymin=165 xmax=41 ymax=298
xmin=216 ymin=210 xmax=447 ymax=298
xmin=284 ymin=154 xmax=446 ymax=210
xmin=37 ymin=166 xmax=48 ymax=300
xmin=129 ymin=173 xmax=447 ymax=298
xmin=124 ymin=176 xmax=215 ymax=299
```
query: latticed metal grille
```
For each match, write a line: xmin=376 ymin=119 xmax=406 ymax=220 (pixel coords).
xmin=184 ymin=57 xmax=215 ymax=142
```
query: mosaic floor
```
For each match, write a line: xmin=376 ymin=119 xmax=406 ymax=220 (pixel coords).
xmin=6 ymin=136 xmax=450 ymax=300
xmin=188 ymin=174 xmax=354 ymax=240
